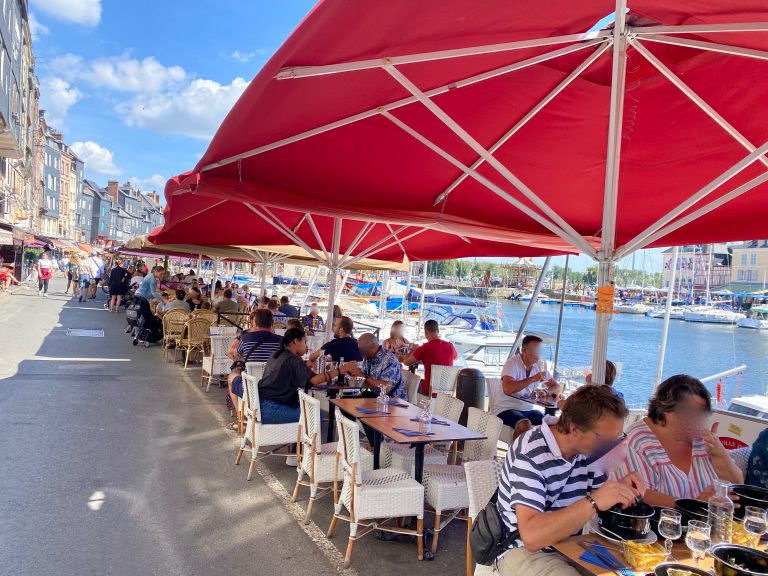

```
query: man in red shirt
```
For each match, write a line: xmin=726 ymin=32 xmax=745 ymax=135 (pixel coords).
xmin=404 ymin=319 xmax=459 ymax=395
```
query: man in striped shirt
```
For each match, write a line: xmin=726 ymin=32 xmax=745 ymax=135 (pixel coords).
xmin=496 ymin=385 xmax=644 ymax=576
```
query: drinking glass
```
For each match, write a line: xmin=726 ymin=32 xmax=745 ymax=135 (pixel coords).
xmin=658 ymin=509 xmax=683 ymax=555
xmin=744 ymin=506 xmax=768 ymax=548
xmin=418 ymin=399 xmax=432 ymax=433
xmin=685 ymin=520 xmax=711 ymax=567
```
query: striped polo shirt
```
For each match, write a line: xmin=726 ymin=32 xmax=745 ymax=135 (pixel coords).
xmin=611 ymin=419 xmax=717 ymax=499
xmin=236 ymin=331 xmax=282 ymax=362
xmin=497 ymin=417 xmax=607 ymax=549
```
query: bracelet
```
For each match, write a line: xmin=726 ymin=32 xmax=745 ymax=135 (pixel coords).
xmin=585 ymin=494 xmax=600 ymax=514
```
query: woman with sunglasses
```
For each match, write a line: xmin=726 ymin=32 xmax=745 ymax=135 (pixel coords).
xmin=613 ymin=374 xmax=743 ymax=507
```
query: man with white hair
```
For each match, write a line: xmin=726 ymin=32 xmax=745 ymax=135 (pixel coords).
xmin=343 ymin=332 xmax=406 ymax=400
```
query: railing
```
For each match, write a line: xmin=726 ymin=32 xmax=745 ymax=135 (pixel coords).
xmin=700 ymin=364 xmax=747 ymax=385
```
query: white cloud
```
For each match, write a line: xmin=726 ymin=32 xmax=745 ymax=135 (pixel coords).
xmin=49 ymin=54 xmax=186 ymax=93
xmin=129 ymin=174 xmax=166 ymax=192
xmin=71 ymin=141 xmax=121 ymax=175
xmin=118 ymin=77 xmax=249 ymax=140
xmin=230 ymin=49 xmax=266 ymax=63
xmin=29 ymin=13 xmax=49 ymax=37
xmin=40 ymin=77 xmax=82 ymax=128
xmin=30 ymin=0 xmax=101 ymax=26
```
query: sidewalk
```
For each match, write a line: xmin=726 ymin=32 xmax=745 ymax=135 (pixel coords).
xmin=0 ymin=277 xmax=468 ymax=576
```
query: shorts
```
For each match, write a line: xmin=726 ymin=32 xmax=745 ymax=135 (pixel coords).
xmin=79 ymin=276 xmax=92 ymax=289
xmin=109 ymin=285 xmax=122 ymax=296
xmin=231 ymin=375 xmax=244 ymax=398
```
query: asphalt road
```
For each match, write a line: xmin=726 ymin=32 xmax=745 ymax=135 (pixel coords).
xmin=0 ymin=278 xmax=468 ymax=576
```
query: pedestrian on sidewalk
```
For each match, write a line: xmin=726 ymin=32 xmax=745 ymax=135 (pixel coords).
xmin=36 ymin=250 xmax=54 ymax=297
xmin=108 ymin=258 xmax=131 ymax=312
xmin=88 ymin=251 xmax=105 ymax=300
xmin=65 ymin=254 xmax=78 ymax=294
xmin=76 ymin=254 xmax=96 ymax=303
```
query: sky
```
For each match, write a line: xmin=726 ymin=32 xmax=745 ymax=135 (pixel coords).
xmin=29 ymin=0 xmax=664 ymax=273
xmin=31 ymin=0 xmax=316 ymax=193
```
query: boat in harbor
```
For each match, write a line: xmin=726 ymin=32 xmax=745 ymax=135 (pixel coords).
xmin=614 ymin=302 xmax=652 ymax=315
xmin=646 ymin=306 xmax=686 ymax=320
xmin=736 ymin=307 xmax=768 ymax=330
xmin=683 ymin=303 xmax=746 ymax=324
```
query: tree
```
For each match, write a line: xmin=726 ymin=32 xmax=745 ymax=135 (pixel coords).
xmin=584 ymin=265 xmax=598 ymax=285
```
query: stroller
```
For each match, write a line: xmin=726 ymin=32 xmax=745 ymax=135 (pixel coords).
xmin=126 ymin=302 xmax=163 ymax=347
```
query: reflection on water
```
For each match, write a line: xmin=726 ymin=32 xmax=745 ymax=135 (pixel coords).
xmin=495 ymin=301 xmax=768 ymax=408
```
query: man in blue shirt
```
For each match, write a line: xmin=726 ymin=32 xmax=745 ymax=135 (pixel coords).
xmin=134 ymin=266 xmax=165 ymax=323
xmin=344 ymin=332 xmax=406 ymax=400
xmin=309 ymin=316 xmax=362 ymax=364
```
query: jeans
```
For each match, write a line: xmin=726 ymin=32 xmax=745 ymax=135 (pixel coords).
xmin=498 ymin=408 xmax=544 ymax=428
xmin=135 ymin=295 xmax=153 ymax=325
xmin=260 ymin=399 xmax=300 ymax=424
xmin=38 ymin=278 xmax=49 ymax=293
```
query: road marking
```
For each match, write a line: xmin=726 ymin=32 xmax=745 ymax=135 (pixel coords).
xmin=30 ymin=356 xmax=131 ymax=362
xmin=67 ymin=328 xmax=105 ymax=337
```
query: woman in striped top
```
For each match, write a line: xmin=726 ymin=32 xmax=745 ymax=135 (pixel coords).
xmin=613 ymin=374 xmax=743 ymax=508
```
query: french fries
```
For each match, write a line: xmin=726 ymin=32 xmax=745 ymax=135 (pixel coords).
xmin=732 ymin=520 xmax=751 ymax=546
xmin=623 ymin=541 xmax=668 ymax=571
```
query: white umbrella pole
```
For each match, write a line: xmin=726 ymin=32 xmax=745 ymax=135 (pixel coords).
xmin=325 ymin=267 xmax=337 ymax=340
xmin=417 ymin=261 xmax=429 ymax=333
xmin=210 ymin=257 xmax=219 ymax=297
xmin=704 ymin=244 xmax=713 ymax=304
xmin=379 ymin=271 xmax=388 ymax=320
xmin=196 ymin=253 xmax=202 ymax=276
xmin=553 ymin=254 xmax=570 ymax=374
xmin=591 ymin=259 xmax=615 ymax=385
xmin=260 ymin=262 xmax=268 ymax=296
xmin=655 ymin=246 xmax=679 ymax=387
xmin=511 ymin=257 xmax=552 ymax=355
xmin=402 ymin=262 xmax=412 ymax=321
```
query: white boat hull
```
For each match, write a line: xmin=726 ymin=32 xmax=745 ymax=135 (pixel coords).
xmin=683 ymin=309 xmax=745 ymax=324
xmin=736 ymin=317 xmax=768 ymax=330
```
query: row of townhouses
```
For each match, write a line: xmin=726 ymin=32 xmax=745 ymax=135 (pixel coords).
xmin=0 ymin=0 xmax=163 ymax=250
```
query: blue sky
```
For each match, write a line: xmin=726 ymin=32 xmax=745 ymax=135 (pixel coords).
xmin=31 ymin=0 xmax=316 ymax=193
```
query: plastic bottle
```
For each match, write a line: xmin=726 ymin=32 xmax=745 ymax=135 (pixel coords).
xmin=707 ymin=479 xmax=734 ymax=545
xmin=337 ymin=357 xmax=344 ymax=386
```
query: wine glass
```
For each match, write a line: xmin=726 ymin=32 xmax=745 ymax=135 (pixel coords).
xmin=685 ymin=520 xmax=711 ymax=567
xmin=658 ymin=509 xmax=682 ymax=556
xmin=744 ymin=506 xmax=767 ymax=548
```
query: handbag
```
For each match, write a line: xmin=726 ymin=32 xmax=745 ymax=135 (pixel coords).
xmin=469 ymin=488 xmax=520 ymax=566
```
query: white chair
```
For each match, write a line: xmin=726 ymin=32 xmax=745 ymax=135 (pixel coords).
xmin=327 ymin=413 xmax=424 ymax=567
xmin=201 ymin=334 xmax=232 ymax=392
xmin=430 ymin=364 xmax=462 ymax=395
xmin=233 ymin=362 xmax=267 ymax=437
xmin=235 ymin=372 xmax=298 ymax=481
xmin=208 ymin=325 xmax=238 ymax=337
xmin=401 ymin=369 xmax=421 ymax=405
xmin=291 ymin=390 xmax=372 ymax=524
xmin=423 ymin=408 xmax=503 ymax=554
xmin=486 ymin=377 xmax=515 ymax=447
xmin=464 ymin=460 xmax=503 ymax=576
xmin=383 ymin=393 xmax=465 ymax=473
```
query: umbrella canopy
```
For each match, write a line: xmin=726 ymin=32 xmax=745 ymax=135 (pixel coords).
xmin=164 ymin=0 xmax=768 ymax=382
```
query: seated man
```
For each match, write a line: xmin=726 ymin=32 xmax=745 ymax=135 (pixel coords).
xmin=344 ymin=333 xmax=406 ymax=400
xmin=279 ymin=295 xmax=299 ymax=318
xmin=309 ymin=316 xmax=362 ymax=364
xmin=226 ymin=310 xmax=283 ymax=428
xmin=403 ymin=319 xmax=458 ymax=395
xmin=495 ymin=385 xmax=644 ymax=576
xmin=215 ymin=289 xmax=240 ymax=313
xmin=301 ymin=302 xmax=325 ymax=335
xmin=267 ymin=298 xmax=288 ymax=325
xmin=497 ymin=335 xmax=560 ymax=434
xmin=164 ymin=289 xmax=191 ymax=313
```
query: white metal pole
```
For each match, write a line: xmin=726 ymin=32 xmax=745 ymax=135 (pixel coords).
xmin=402 ymin=262 xmax=412 ymax=321
xmin=325 ymin=217 xmax=342 ymax=340
xmin=379 ymin=270 xmax=389 ymax=320
xmin=196 ymin=253 xmax=202 ymax=276
xmin=300 ymin=267 xmax=319 ymax=309
xmin=553 ymin=255 xmax=570 ymax=373
xmin=705 ymin=244 xmax=714 ymax=304
xmin=656 ymin=245 xmax=679 ymax=387
xmin=591 ymin=259 xmax=615 ymax=385
xmin=510 ymin=257 xmax=552 ymax=354
xmin=337 ymin=269 xmax=349 ymax=303
xmin=260 ymin=261 xmax=268 ymax=296
xmin=210 ymin=257 xmax=219 ymax=299
xmin=417 ymin=261 xmax=429 ymax=334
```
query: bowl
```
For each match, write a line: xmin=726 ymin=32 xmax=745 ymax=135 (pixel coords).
xmin=731 ymin=485 xmax=768 ymax=520
xmin=712 ymin=544 xmax=768 ymax=576
xmin=675 ymin=499 xmax=709 ymax=527
xmin=654 ymin=562 xmax=712 ymax=576
xmin=598 ymin=501 xmax=655 ymax=540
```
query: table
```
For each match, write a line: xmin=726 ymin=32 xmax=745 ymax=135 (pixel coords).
xmin=511 ymin=393 xmax=559 ymax=416
xmin=311 ymin=382 xmax=366 ymax=443
xmin=554 ymin=534 xmax=711 ymax=575
xmin=330 ymin=397 xmax=423 ymax=419
xmin=362 ymin=415 xmax=485 ymax=484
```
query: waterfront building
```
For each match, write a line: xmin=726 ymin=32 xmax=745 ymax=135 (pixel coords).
xmin=661 ymin=244 xmax=731 ymax=293
xmin=730 ymin=240 xmax=768 ymax=290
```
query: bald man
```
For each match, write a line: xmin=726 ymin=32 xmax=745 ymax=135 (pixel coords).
xmin=343 ymin=333 xmax=406 ymax=400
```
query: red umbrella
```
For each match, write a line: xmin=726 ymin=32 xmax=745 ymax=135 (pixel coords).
xmin=162 ymin=1 xmax=768 ymax=381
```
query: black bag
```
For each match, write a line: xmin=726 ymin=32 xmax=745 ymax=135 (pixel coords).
xmin=469 ymin=489 xmax=520 ymax=566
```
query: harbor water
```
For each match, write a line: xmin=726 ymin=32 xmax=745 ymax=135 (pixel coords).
xmin=495 ymin=300 xmax=768 ymax=408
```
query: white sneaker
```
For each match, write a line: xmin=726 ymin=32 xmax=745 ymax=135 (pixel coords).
xmin=285 ymin=455 xmax=298 ymax=467
xmin=43 ymin=293 xmax=48 ymax=298
xmin=38 ymin=290 xmax=42 ymax=296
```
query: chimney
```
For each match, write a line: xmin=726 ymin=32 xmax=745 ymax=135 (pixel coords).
xmin=146 ymin=191 xmax=160 ymax=204
xmin=107 ymin=181 xmax=119 ymax=204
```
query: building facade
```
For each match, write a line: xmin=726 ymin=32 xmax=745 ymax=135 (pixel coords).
xmin=730 ymin=241 xmax=768 ymax=288
xmin=661 ymin=244 xmax=732 ymax=293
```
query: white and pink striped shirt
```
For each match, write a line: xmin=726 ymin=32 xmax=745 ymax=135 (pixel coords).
xmin=612 ymin=419 xmax=717 ymax=499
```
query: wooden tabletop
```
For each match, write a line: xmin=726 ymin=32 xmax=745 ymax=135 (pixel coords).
xmin=362 ymin=415 xmax=486 ymax=445
xmin=554 ymin=534 xmax=711 ymax=576
xmin=511 ymin=393 xmax=559 ymax=410
xmin=329 ymin=397 xmax=423 ymax=418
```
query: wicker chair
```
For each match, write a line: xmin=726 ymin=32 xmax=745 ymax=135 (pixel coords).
xmin=236 ymin=362 xmax=267 ymax=438
xmin=235 ymin=372 xmax=298 ymax=480
xmin=423 ymin=408 xmax=503 ymax=554
xmin=486 ymin=377 xmax=515 ymax=447
xmin=201 ymin=334 xmax=232 ymax=392
xmin=429 ymin=364 xmax=463 ymax=396
xmin=401 ymin=369 xmax=421 ymax=405
xmin=161 ymin=309 xmax=191 ymax=361
xmin=383 ymin=392 xmax=464 ymax=474
xmin=175 ymin=318 xmax=212 ymax=368
xmin=464 ymin=460 xmax=503 ymax=576
xmin=193 ymin=310 xmax=218 ymax=325
xmin=292 ymin=390 xmax=372 ymax=524
xmin=327 ymin=413 xmax=424 ymax=568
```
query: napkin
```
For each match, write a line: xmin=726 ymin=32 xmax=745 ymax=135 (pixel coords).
xmin=408 ymin=417 xmax=450 ymax=426
xmin=356 ymin=407 xmax=388 ymax=415
xmin=392 ymin=428 xmax=435 ymax=437
xmin=387 ymin=401 xmax=409 ymax=408
xmin=578 ymin=542 xmax=633 ymax=576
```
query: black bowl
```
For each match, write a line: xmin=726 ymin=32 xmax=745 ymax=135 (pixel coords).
xmin=655 ymin=562 xmax=712 ymax=576
xmin=598 ymin=501 xmax=654 ymax=540
xmin=675 ymin=498 xmax=709 ymax=527
xmin=712 ymin=544 xmax=768 ymax=576
xmin=731 ymin=485 xmax=768 ymax=520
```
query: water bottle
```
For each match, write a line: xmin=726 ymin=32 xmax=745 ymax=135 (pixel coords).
xmin=316 ymin=354 xmax=326 ymax=374
xmin=708 ymin=479 xmax=734 ymax=545
xmin=337 ymin=357 xmax=344 ymax=386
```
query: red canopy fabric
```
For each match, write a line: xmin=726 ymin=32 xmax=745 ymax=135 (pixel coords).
xmin=163 ymin=0 xmax=768 ymax=257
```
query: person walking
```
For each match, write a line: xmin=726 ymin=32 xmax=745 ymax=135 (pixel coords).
xmin=36 ymin=251 xmax=55 ymax=297
xmin=65 ymin=254 xmax=78 ymax=294
xmin=88 ymin=251 xmax=105 ymax=300
xmin=107 ymin=258 xmax=131 ymax=313
xmin=76 ymin=254 xmax=96 ymax=303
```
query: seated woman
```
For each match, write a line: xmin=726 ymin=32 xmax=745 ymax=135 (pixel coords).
xmin=613 ymin=374 xmax=743 ymax=507
xmin=256 ymin=327 xmax=353 ymax=424
xmin=186 ymin=286 xmax=204 ymax=311
xmin=382 ymin=320 xmax=413 ymax=356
